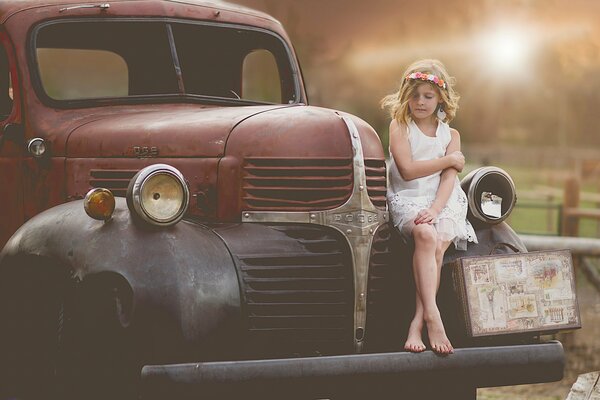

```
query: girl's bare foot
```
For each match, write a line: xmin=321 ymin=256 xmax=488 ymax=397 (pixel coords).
xmin=404 ymin=319 xmax=426 ymax=352
xmin=425 ymin=312 xmax=453 ymax=355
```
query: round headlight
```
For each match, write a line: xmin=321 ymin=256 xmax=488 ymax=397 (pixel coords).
xmin=460 ymin=166 xmax=517 ymax=225
xmin=126 ymin=164 xmax=189 ymax=227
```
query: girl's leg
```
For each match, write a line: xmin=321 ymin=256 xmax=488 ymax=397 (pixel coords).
xmin=435 ymin=239 xmax=453 ymax=290
xmin=431 ymin=239 xmax=453 ymax=353
xmin=405 ymin=224 xmax=436 ymax=352
xmin=411 ymin=224 xmax=453 ymax=354
xmin=403 ymin=223 xmax=431 ymax=352
xmin=404 ymin=292 xmax=425 ymax=352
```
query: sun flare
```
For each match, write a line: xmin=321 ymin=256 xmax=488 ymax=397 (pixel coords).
xmin=480 ymin=26 xmax=533 ymax=74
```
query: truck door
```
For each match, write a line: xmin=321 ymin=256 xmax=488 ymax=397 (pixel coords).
xmin=0 ymin=29 xmax=23 ymax=249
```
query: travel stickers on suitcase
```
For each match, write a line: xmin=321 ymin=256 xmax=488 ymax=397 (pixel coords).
xmin=452 ymin=249 xmax=581 ymax=337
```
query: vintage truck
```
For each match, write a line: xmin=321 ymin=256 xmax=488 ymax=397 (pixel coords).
xmin=0 ymin=0 xmax=565 ymax=399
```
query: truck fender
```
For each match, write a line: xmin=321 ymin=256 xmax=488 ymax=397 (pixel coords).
xmin=0 ymin=198 xmax=243 ymax=360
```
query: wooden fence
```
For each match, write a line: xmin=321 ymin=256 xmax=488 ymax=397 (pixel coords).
xmin=517 ymin=177 xmax=600 ymax=237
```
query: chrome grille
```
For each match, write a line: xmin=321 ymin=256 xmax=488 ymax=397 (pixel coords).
xmin=365 ymin=223 xmax=401 ymax=349
xmin=367 ymin=223 xmax=394 ymax=310
xmin=237 ymin=225 xmax=354 ymax=356
xmin=365 ymin=158 xmax=387 ymax=210
xmin=242 ymin=158 xmax=353 ymax=211
xmin=89 ymin=169 xmax=137 ymax=197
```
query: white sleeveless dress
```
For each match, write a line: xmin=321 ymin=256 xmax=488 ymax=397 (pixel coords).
xmin=387 ymin=120 xmax=477 ymax=251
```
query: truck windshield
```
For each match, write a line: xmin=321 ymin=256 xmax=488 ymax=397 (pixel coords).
xmin=33 ymin=20 xmax=298 ymax=105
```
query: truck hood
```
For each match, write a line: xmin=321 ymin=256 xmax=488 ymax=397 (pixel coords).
xmin=65 ymin=104 xmax=296 ymax=158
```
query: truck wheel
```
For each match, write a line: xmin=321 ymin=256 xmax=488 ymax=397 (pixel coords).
xmin=0 ymin=263 xmax=76 ymax=400
xmin=73 ymin=275 xmax=139 ymax=400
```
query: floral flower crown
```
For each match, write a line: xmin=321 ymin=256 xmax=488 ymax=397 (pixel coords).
xmin=405 ymin=72 xmax=447 ymax=90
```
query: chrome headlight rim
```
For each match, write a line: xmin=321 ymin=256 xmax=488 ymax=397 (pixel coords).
xmin=463 ymin=166 xmax=517 ymax=224
xmin=126 ymin=164 xmax=189 ymax=227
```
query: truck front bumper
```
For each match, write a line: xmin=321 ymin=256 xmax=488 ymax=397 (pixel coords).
xmin=141 ymin=341 xmax=564 ymax=398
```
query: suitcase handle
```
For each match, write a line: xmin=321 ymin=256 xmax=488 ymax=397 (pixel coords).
xmin=489 ymin=242 xmax=521 ymax=255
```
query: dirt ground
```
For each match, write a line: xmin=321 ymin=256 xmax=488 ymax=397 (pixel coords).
xmin=478 ymin=268 xmax=600 ymax=400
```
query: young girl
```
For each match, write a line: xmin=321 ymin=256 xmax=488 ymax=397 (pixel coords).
xmin=381 ymin=59 xmax=477 ymax=355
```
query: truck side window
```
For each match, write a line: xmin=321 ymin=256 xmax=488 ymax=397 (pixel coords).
xmin=242 ymin=49 xmax=281 ymax=104
xmin=35 ymin=21 xmax=180 ymax=99
xmin=172 ymin=22 xmax=294 ymax=104
xmin=37 ymin=48 xmax=128 ymax=100
xmin=0 ymin=44 xmax=12 ymax=119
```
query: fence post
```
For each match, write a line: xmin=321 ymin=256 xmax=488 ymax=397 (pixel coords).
xmin=562 ymin=177 xmax=581 ymax=299
xmin=562 ymin=177 xmax=580 ymax=237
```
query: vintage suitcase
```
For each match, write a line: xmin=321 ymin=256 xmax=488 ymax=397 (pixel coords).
xmin=451 ymin=247 xmax=581 ymax=337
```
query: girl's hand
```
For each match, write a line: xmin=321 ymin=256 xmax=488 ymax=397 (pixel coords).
xmin=447 ymin=151 xmax=465 ymax=172
xmin=414 ymin=208 xmax=439 ymax=225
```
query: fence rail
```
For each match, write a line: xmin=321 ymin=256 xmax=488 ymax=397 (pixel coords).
xmin=520 ymin=235 xmax=600 ymax=257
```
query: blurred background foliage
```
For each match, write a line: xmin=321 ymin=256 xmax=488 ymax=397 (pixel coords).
xmin=233 ymin=0 xmax=600 ymax=169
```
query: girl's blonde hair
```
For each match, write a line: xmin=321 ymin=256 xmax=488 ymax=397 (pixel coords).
xmin=381 ymin=59 xmax=459 ymax=125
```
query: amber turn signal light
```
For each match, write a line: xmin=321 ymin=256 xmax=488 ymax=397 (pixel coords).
xmin=84 ymin=188 xmax=116 ymax=221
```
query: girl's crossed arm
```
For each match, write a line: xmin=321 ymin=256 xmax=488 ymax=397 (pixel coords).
xmin=389 ymin=120 xmax=464 ymax=181
xmin=414 ymin=128 xmax=462 ymax=225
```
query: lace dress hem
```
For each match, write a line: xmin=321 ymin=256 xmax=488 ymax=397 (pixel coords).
xmin=388 ymin=186 xmax=478 ymax=251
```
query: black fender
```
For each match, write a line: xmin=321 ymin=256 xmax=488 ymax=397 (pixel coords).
xmin=0 ymin=198 xmax=242 ymax=362
xmin=443 ymin=221 xmax=526 ymax=263
xmin=0 ymin=199 xmax=359 ymax=360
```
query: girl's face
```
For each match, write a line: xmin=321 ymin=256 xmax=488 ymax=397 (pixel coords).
xmin=407 ymin=83 xmax=442 ymax=122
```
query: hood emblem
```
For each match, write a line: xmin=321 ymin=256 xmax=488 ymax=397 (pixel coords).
xmin=133 ymin=146 xmax=159 ymax=158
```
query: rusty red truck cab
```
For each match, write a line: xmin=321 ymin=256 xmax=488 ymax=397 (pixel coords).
xmin=0 ymin=1 xmax=564 ymax=399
